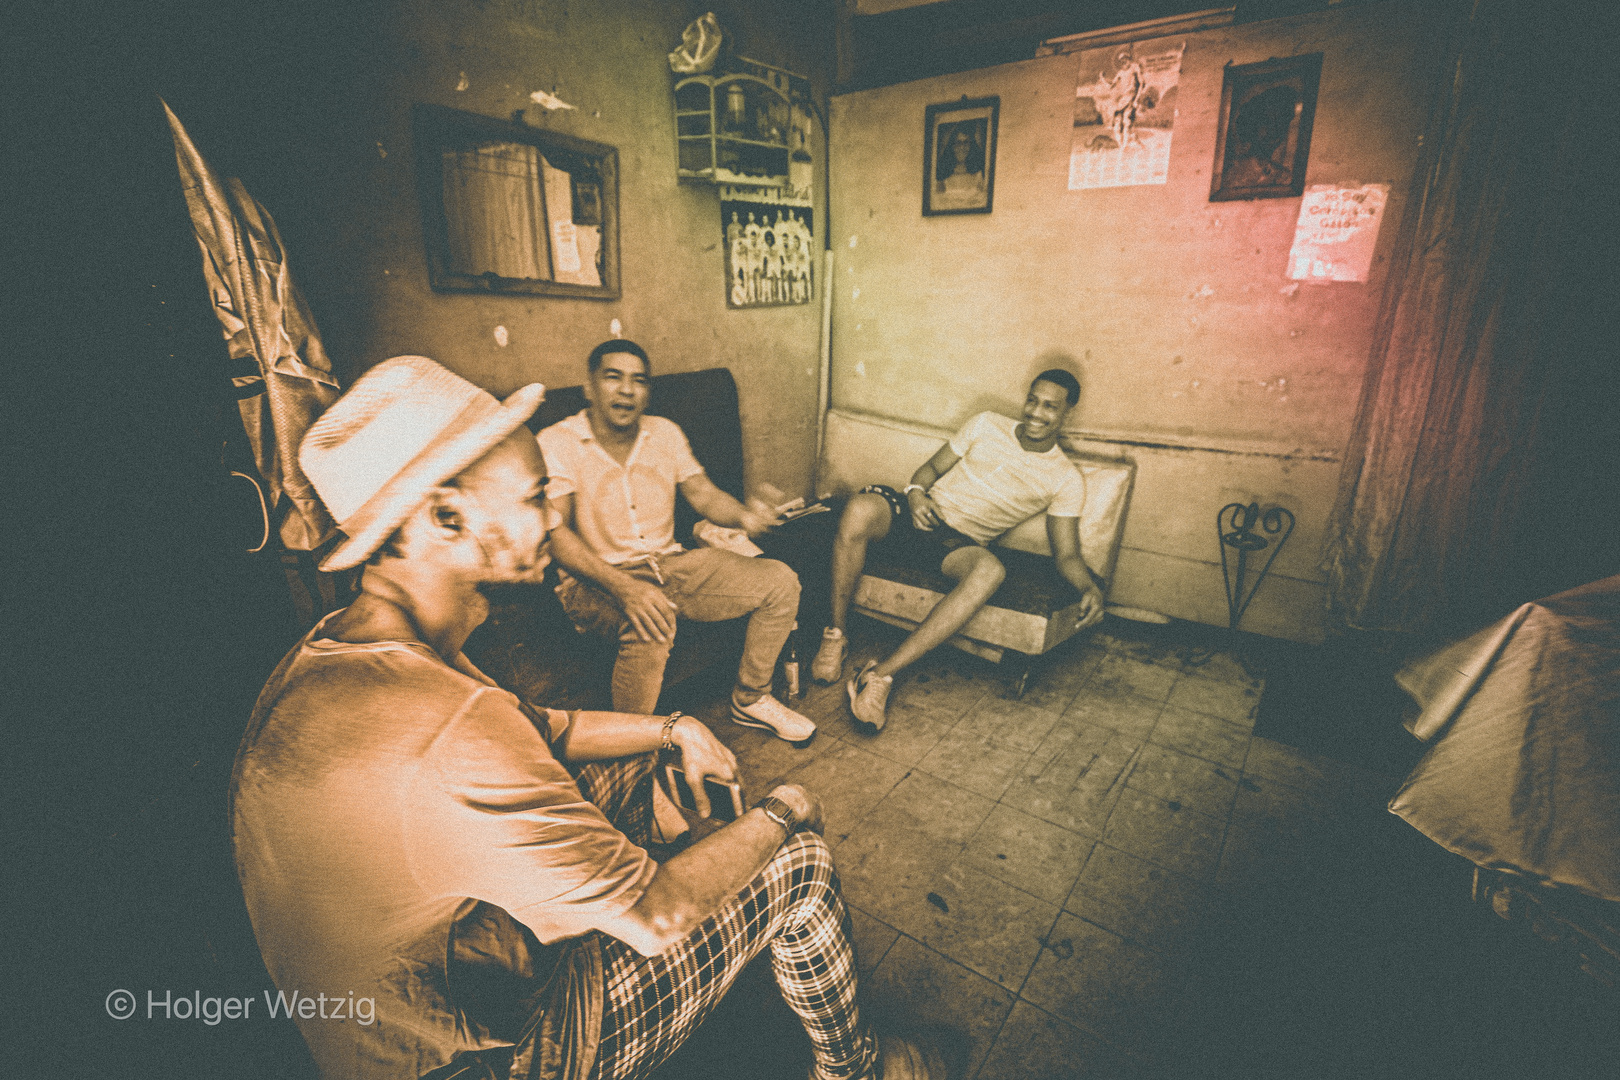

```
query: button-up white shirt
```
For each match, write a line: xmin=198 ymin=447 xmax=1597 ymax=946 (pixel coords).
xmin=537 ymin=410 xmax=705 ymax=565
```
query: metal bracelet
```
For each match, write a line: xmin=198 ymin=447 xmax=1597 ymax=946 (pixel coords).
xmin=660 ymin=712 xmax=684 ymax=754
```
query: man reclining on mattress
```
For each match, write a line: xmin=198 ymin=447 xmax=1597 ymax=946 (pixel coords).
xmin=810 ymin=369 xmax=1106 ymax=733
xmin=231 ymin=356 xmax=950 ymax=1080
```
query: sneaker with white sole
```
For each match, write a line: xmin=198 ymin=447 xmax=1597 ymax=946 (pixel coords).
xmin=810 ymin=626 xmax=847 ymax=684
xmin=847 ymin=660 xmax=893 ymax=734
xmin=731 ymin=693 xmax=817 ymax=747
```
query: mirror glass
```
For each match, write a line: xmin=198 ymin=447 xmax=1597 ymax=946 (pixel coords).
xmin=414 ymin=105 xmax=619 ymax=299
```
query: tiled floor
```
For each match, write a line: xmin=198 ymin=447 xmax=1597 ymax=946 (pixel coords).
xmin=665 ymin=619 xmax=1399 ymax=1079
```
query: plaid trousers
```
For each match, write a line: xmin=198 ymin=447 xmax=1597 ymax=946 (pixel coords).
xmin=571 ymin=755 xmax=878 ymax=1080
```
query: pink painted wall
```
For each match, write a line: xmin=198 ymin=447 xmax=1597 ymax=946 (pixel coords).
xmin=827 ymin=2 xmax=1438 ymax=641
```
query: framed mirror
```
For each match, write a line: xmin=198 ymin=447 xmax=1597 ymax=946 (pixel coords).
xmin=413 ymin=104 xmax=620 ymax=299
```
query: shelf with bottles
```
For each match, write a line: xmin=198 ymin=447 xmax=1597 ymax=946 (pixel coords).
xmin=673 ymin=59 xmax=814 ymax=195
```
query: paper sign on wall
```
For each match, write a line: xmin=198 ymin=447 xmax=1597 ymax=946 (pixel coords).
xmin=550 ymin=222 xmax=582 ymax=274
xmin=1286 ymin=183 xmax=1389 ymax=283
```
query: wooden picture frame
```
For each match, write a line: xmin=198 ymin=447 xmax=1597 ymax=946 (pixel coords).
xmin=923 ymin=96 xmax=999 ymax=216
xmin=413 ymin=103 xmax=621 ymax=299
xmin=1209 ymin=54 xmax=1323 ymax=202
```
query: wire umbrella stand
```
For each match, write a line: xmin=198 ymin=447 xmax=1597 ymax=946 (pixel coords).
xmin=1218 ymin=502 xmax=1295 ymax=631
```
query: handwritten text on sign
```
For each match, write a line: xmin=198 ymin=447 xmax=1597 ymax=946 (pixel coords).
xmin=1287 ymin=183 xmax=1390 ymax=283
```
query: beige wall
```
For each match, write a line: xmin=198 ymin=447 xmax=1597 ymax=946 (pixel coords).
xmin=292 ymin=0 xmax=832 ymax=502
xmin=827 ymin=2 xmax=1437 ymax=642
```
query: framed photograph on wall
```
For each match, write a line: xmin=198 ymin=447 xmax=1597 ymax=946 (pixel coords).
xmin=923 ymin=96 xmax=999 ymax=216
xmin=1209 ymin=53 xmax=1323 ymax=202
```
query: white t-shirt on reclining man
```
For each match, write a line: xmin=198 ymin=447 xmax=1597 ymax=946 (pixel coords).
xmin=929 ymin=411 xmax=1087 ymax=545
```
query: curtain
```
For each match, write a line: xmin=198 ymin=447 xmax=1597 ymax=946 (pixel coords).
xmin=1322 ymin=0 xmax=1602 ymax=636
xmin=442 ymin=142 xmax=551 ymax=280
xmin=166 ymin=102 xmax=340 ymax=553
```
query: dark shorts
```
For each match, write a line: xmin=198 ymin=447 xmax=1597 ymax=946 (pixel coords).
xmin=860 ymin=484 xmax=983 ymax=573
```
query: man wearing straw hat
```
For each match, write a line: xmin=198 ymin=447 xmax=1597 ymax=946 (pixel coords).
xmin=231 ymin=356 xmax=949 ymax=1080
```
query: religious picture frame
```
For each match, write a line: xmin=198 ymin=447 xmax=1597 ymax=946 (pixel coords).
xmin=922 ymin=96 xmax=998 ymax=216
xmin=1209 ymin=53 xmax=1323 ymax=202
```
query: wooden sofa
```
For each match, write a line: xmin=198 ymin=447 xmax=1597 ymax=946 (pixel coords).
xmin=814 ymin=407 xmax=1136 ymax=695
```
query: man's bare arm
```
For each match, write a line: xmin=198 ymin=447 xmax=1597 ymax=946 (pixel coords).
xmin=555 ymin=713 xmax=736 ymax=814
xmin=545 ymin=491 xmax=678 ymax=641
xmin=678 ymin=473 xmax=784 ymax=537
xmin=1048 ymin=515 xmax=1105 ymax=631
xmin=593 ymin=783 xmax=824 ymax=956
xmin=903 ymin=443 xmax=962 ymax=530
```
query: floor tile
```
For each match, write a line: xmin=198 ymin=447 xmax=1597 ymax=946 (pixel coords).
xmin=1020 ymin=913 xmax=1178 ymax=1058
xmin=835 ymin=825 xmax=962 ymax=926
xmin=845 ymin=905 xmax=898 ymax=975
xmin=916 ymin=725 xmax=1030 ymax=802
xmin=722 ymin=720 xmax=837 ymax=795
xmin=1177 ymin=648 xmax=1261 ymax=688
xmin=854 ymin=699 xmax=958 ymax=767
xmin=878 ymin=860 xmax=1060 ymax=989
xmin=1230 ymin=771 xmax=1338 ymax=830
xmin=1166 ymin=674 xmax=1261 ymax=729
xmin=1243 ymin=735 xmax=1339 ymax=793
xmin=1100 ymin=789 xmax=1226 ymax=882
xmin=791 ymin=677 xmax=859 ymax=740
xmin=1125 ymin=742 xmax=1240 ymax=820
xmin=1066 ymin=843 xmax=1208 ymax=955
xmin=976 ymin=1000 xmax=1151 ymax=1080
xmin=775 ymin=739 xmax=909 ymax=846
xmin=1150 ymin=703 xmax=1251 ymax=770
xmin=859 ymin=935 xmax=1014 ymax=1079
xmin=1003 ymin=723 xmax=1135 ymax=838
xmin=1061 ymin=691 xmax=1163 ymax=738
xmin=863 ymin=768 xmax=992 ymax=843
xmin=953 ymin=695 xmax=1064 ymax=753
xmin=1102 ymin=633 xmax=1191 ymax=673
xmin=1085 ymin=653 xmax=1179 ymax=702
xmin=959 ymin=803 xmax=1094 ymax=905
xmin=1017 ymin=642 xmax=1107 ymax=713
xmin=887 ymin=662 xmax=992 ymax=719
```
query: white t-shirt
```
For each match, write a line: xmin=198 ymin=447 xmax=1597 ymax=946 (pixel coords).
xmin=929 ymin=412 xmax=1087 ymax=545
xmin=538 ymin=411 xmax=705 ymax=566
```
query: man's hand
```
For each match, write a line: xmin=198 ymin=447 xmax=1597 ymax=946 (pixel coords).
xmin=1075 ymin=581 xmax=1105 ymax=632
xmin=669 ymin=716 xmax=738 ymax=819
xmin=767 ymin=783 xmax=824 ymax=836
xmin=906 ymin=488 xmax=945 ymax=531
xmin=737 ymin=494 xmax=787 ymax=537
xmin=611 ymin=575 xmax=679 ymax=642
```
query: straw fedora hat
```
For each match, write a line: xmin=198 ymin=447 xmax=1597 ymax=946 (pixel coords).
xmin=300 ymin=356 xmax=545 ymax=571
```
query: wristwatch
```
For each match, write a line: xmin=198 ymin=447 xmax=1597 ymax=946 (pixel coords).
xmin=754 ymin=794 xmax=799 ymax=835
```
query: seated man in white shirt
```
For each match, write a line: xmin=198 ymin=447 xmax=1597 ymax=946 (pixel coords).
xmin=540 ymin=340 xmax=816 ymax=746
xmin=811 ymin=370 xmax=1106 ymax=733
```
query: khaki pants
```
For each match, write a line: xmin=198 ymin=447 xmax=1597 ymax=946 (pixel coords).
xmin=556 ymin=547 xmax=800 ymax=713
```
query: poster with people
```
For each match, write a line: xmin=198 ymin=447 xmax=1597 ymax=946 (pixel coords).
xmin=1068 ymin=37 xmax=1185 ymax=190
xmin=720 ymin=185 xmax=814 ymax=308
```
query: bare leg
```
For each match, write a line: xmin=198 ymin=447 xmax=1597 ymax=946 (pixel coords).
xmin=829 ymin=492 xmax=894 ymax=632
xmin=872 ymin=545 xmax=1005 ymax=679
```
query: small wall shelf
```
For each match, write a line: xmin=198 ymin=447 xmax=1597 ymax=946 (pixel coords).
xmin=673 ymin=57 xmax=815 ymax=198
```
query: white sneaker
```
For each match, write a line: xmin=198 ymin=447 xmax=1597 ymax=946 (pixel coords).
xmin=810 ymin=626 xmax=847 ymax=684
xmin=732 ymin=692 xmax=817 ymax=747
xmin=847 ymin=660 xmax=893 ymax=735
